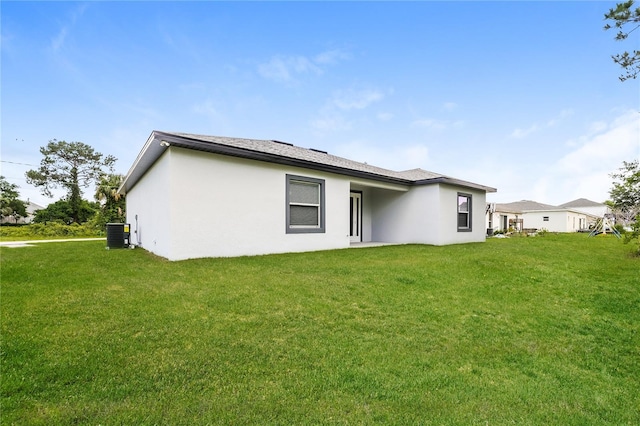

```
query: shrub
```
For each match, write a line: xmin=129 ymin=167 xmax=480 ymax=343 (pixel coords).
xmin=0 ymin=222 xmax=103 ymax=239
xmin=614 ymin=223 xmax=627 ymax=235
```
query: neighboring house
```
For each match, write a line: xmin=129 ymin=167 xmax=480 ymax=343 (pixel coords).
xmin=119 ymin=131 xmax=497 ymax=261
xmin=558 ymin=198 xmax=610 ymax=218
xmin=486 ymin=201 xmax=538 ymax=233
xmin=486 ymin=200 xmax=599 ymax=233
xmin=0 ymin=200 xmax=43 ymax=224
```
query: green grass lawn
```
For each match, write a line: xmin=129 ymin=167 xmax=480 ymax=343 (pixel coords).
xmin=1 ymin=234 xmax=638 ymax=425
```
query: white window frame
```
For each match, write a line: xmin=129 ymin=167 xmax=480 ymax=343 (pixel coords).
xmin=286 ymin=174 xmax=325 ymax=234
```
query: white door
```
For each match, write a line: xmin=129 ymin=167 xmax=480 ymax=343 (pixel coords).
xmin=350 ymin=192 xmax=362 ymax=243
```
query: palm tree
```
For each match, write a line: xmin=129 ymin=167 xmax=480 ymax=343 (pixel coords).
xmin=95 ymin=174 xmax=125 ymax=225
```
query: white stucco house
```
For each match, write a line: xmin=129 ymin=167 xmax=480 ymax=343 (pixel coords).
xmin=558 ymin=198 xmax=610 ymax=218
xmin=119 ymin=131 xmax=497 ymax=261
xmin=486 ymin=200 xmax=599 ymax=234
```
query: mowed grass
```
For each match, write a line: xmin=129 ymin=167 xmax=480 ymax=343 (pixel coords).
xmin=1 ymin=235 xmax=638 ymax=425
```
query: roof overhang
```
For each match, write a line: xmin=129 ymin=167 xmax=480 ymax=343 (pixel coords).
xmin=119 ymin=131 xmax=497 ymax=195
xmin=417 ymin=177 xmax=497 ymax=193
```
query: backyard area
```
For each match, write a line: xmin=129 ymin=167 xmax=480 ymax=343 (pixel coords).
xmin=1 ymin=234 xmax=638 ymax=424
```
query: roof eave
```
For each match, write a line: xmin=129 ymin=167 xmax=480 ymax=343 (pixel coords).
xmin=120 ymin=131 xmax=497 ymax=194
xmin=157 ymin=132 xmax=416 ymax=186
xmin=118 ymin=131 xmax=166 ymax=194
xmin=414 ymin=176 xmax=497 ymax=193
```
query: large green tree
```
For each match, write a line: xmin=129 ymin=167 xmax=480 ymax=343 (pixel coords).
xmin=32 ymin=199 xmax=99 ymax=224
xmin=0 ymin=176 xmax=27 ymax=223
xmin=26 ymin=140 xmax=116 ymax=223
xmin=609 ymin=159 xmax=640 ymax=254
xmin=604 ymin=0 xmax=640 ymax=81
xmin=610 ymin=160 xmax=640 ymax=211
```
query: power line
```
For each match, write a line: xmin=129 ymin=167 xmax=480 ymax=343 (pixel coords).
xmin=1 ymin=160 xmax=36 ymax=167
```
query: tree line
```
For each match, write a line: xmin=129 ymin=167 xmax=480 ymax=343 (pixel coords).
xmin=1 ymin=140 xmax=125 ymax=229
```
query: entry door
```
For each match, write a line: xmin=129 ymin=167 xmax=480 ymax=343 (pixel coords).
xmin=350 ymin=192 xmax=362 ymax=243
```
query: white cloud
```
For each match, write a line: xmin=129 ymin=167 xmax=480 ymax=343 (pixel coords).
xmin=443 ymin=102 xmax=458 ymax=111
xmin=400 ymin=145 xmax=430 ymax=169
xmin=178 ymin=82 xmax=206 ymax=91
xmin=412 ymin=118 xmax=448 ymax=130
xmin=377 ymin=112 xmax=393 ymax=121
xmin=313 ymin=48 xmax=350 ymax=65
xmin=509 ymin=124 xmax=539 ymax=139
xmin=258 ymin=55 xmax=320 ymax=83
xmin=588 ymin=120 xmax=608 ymax=133
xmin=51 ymin=27 xmax=68 ymax=52
xmin=510 ymin=108 xmax=574 ymax=139
xmin=333 ymin=140 xmax=430 ymax=171
xmin=412 ymin=118 xmax=465 ymax=130
xmin=310 ymin=86 xmax=389 ymax=132
xmin=193 ymin=100 xmax=224 ymax=123
xmin=258 ymin=48 xmax=349 ymax=84
xmin=50 ymin=4 xmax=87 ymax=53
xmin=547 ymin=108 xmax=574 ymax=127
xmin=310 ymin=115 xmax=351 ymax=132
xmin=493 ymin=110 xmax=639 ymax=204
xmin=555 ymin=110 xmax=639 ymax=175
xmin=332 ymin=88 xmax=384 ymax=111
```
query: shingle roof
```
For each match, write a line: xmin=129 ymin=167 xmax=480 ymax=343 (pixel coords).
xmin=495 ymin=200 xmax=559 ymax=213
xmin=558 ymin=198 xmax=604 ymax=208
xmin=169 ymin=132 xmax=446 ymax=182
xmin=120 ymin=131 xmax=497 ymax=193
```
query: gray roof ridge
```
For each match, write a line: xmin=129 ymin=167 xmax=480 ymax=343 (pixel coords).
xmin=558 ymin=198 xmax=604 ymax=208
xmin=495 ymin=199 xmax=560 ymax=212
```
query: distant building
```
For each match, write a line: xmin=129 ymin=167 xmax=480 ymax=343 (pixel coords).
xmin=0 ymin=200 xmax=44 ymax=224
xmin=487 ymin=199 xmax=602 ymax=233
xmin=558 ymin=198 xmax=610 ymax=218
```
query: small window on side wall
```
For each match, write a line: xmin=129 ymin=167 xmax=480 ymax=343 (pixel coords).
xmin=457 ymin=193 xmax=472 ymax=232
xmin=286 ymin=174 xmax=325 ymax=234
xmin=543 ymin=216 xmax=549 ymax=222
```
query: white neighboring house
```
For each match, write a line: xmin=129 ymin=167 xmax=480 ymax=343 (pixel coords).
xmin=119 ymin=131 xmax=497 ymax=261
xmin=486 ymin=200 xmax=599 ymax=233
xmin=558 ymin=198 xmax=610 ymax=219
xmin=0 ymin=200 xmax=43 ymax=224
xmin=522 ymin=208 xmax=596 ymax=233
xmin=486 ymin=202 xmax=532 ymax=233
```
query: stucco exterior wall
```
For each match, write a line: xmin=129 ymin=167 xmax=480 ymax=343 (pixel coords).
xmin=437 ymin=185 xmax=487 ymax=245
xmin=125 ymin=151 xmax=172 ymax=259
xmin=370 ymin=185 xmax=437 ymax=244
xmin=570 ymin=205 xmax=608 ymax=218
xmin=522 ymin=210 xmax=592 ymax=232
xmin=370 ymin=184 xmax=486 ymax=245
xmin=149 ymin=148 xmax=351 ymax=260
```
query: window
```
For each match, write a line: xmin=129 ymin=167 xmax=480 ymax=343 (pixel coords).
xmin=286 ymin=175 xmax=325 ymax=233
xmin=543 ymin=216 xmax=549 ymax=222
xmin=457 ymin=193 xmax=472 ymax=232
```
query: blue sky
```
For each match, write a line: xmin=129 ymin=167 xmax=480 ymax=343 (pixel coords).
xmin=2 ymin=1 xmax=638 ymax=207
